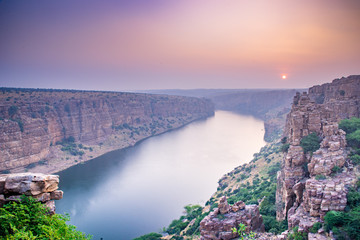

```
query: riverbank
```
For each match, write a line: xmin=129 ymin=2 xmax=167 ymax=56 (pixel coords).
xmin=11 ymin=115 xmax=212 ymax=174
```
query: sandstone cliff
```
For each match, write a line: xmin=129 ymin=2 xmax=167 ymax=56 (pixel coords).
xmin=0 ymin=89 xmax=214 ymax=173
xmin=276 ymin=75 xmax=360 ymax=232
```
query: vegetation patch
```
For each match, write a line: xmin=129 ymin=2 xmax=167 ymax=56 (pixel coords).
xmin=133 ymin=232 xmax=162 ymax=240
xmin=166 ymin=204 xmax=206 ymax=237
xmin=324 ymin=179 xmax=360 ymax=240
xmin=56 ymin=136 xmax=85 ymax=156
xmin=0 ymin=195 xmax=91 ymax=239
xmin=300 ymin=132 xmax=321 ymax=154
xmin=339 ymin=117 xmax=360 ymax=166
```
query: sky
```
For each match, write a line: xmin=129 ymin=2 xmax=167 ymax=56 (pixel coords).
xmin=0 ymin=0 xmax=359 ymax=91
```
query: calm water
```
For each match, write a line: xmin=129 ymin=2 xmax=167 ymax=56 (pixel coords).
xmin=56 ymin=111 xmax=265 ymax=240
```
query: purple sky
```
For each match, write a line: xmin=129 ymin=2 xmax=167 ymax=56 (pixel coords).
xmin=0 ymin=0 xmax=359 ymax=91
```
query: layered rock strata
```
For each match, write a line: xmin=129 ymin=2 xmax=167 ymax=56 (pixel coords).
xmin=276 ymin=76 xmax=360 ymax=229
xmin=200 ymin=196 xmax=264 ymax=240
xmin=0 ymin=173 xmax=63 ymax=214
xmin=0 ymin=89 xmax=214 ymax=173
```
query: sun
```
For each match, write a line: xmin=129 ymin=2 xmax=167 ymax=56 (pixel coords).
xmin=282 ymin=74 xmax=287 ymax=80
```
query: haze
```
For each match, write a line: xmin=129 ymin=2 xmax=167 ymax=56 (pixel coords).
xmin=0 ymin=0 xmax=359 ymax=91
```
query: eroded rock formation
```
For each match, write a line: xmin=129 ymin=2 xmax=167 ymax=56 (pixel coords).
xmin=0 ymin=173 xmax=62 ymax=214
xmin=0 ymin=89 xmax=214 ymax=173
xmin=200 ymin=196 xmax=264 ymax=240
xmin=276 ymin=76 xmax=360 ymax=232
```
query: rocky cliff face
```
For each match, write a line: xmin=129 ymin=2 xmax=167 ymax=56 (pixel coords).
xmin=0 ymin=173 xmax=63 ymax=214
xmin=0 ymin=89 xmax=214 ymax=173
xmin=276 ymin=76 xmax=360 ymax=229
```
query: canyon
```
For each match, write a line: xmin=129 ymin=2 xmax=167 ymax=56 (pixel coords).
xmin=0 ymin=89 xmax=214 ymax=173
xmin=142 ymin=88 xmax=300 ymax=142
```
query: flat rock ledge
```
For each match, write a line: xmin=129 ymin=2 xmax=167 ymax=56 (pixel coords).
xmin=0 ymin=173 xmax=63 ymax=214
xmin=200 ymin=196 xmax=265 ymax=240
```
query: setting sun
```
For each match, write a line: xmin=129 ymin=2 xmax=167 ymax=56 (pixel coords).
xmin=282 ymin=74 xmax=287 ymax=80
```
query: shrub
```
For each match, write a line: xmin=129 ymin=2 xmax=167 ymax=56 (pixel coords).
xmin=339 ymin=117 xmax=360 ymax=135
xmin=262 ymin=216 xmax=287 ymax=234
xmin=315 ymin=175 xmax=326 ymax=180
xmin=8 ymin=106 xmax=18 ymax=117
xmin=350 ymin=154 xmax=360 ymax=165
xmin=280 ymin=143 xmax=290 ymax=153
xmin=300 ymin=132 xmax=321 ymax=153
xmin=287 ymin=226 xmax=308 ymax=240
xmin=347 ymin=186 xmax=360 ymax=209
xmin=309 ymin=222 xmax=322 ymax=233
xmin=331 ymin=166 xmax=342 ymax=174
xmin=133 ymin=232 xmax=162 ymax=240
xmin=281 ymin=137 xmax=287 ymax=144
xmin=347 ymin=129 xmax=360 ymax=149
xmin=0 ymin=195 xmax=91 ymax=239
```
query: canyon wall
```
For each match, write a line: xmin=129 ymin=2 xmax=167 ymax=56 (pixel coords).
xmin=0 ymin=89 xmax=214 ymax=173
xmin=276 ymin=75 xmax=360 ymax=229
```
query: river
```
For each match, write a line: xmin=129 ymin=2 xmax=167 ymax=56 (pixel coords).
xmin=56 ymin=111 xmax=266 ymax=240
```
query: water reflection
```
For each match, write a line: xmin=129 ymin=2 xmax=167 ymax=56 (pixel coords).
xmin=56 ymin=111 xmax=265 ymax=239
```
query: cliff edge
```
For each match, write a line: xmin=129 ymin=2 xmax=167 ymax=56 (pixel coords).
xmin=276 ymin=75 xmax=360 ymax=233
xmin=0 ymin=89 xmax=214 ymax=173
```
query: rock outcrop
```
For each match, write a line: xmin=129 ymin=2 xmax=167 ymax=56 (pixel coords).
xmin=0 ymin=89 xmax=214 ymax=173
xmin=276 ymin=76 xmax=360 ymax=231
xmin=0 ymin=173 xmax=63 ymax=214
xmin=200 ymin=196 xmax=264 ymax=240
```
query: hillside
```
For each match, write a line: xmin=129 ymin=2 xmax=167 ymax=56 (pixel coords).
xmin=0 ymin=88 xmax=214 ymax=174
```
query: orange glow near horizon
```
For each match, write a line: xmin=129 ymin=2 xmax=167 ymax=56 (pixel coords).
xmin=0 ymin=0 xmax=360 ymax=90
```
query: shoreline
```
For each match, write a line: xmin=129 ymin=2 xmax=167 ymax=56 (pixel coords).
xmin=17 ymin=115 xmax=213 ymax=175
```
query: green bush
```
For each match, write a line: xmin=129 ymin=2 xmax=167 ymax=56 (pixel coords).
xmin=288 ymin=227 xmax=308 ymax=240
xmin=339 ymin=117 xmax=360 ymax=135
xmin=262 ymin=216 xmax=287 ymax=234
xmin=350 ymin=154 xmax=360 ymax=165
xmin=347 ymin=130 xmax=360 ymax=149
xmin=300 ymin=132 xmax=321 ymax=154
xmin=280 ymin=143 xmax=290 ymax=153
xmin=315 ymin=175 xmax=326 ymax=180
xmin=133 ymin=232 xmax=162 ymax=240
xmin=331 ymin=166 xmax=342 ymax=174
xmin=0 ymin=195 xmax=91 ymax=239
xmin=309 ymin=222 xmax=322 ymax=233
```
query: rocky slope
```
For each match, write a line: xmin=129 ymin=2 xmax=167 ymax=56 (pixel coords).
xmin=276 ymin=75 xmax=360 ymax=234
xmin=0 ymin=88 xmax=214 ymax=173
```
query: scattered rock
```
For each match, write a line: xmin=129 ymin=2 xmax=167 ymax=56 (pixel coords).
xmin=200 ymin=197 xmax=264 ymax=240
